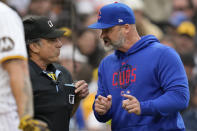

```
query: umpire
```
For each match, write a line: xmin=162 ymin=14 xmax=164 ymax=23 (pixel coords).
xmin=23 ymin=16 xmax=89 ymax=131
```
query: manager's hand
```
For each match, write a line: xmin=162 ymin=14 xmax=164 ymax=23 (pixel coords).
xmin=95 ymin=95 xmax=112 ymax=115
xmin=122 ymin=94 xmax=141 ymax=115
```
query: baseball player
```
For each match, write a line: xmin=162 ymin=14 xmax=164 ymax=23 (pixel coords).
xmin=0 ymin=2 xmax=49 ymax=131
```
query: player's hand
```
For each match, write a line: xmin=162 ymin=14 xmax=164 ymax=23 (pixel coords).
xmin=122 ymin=94 xmax=141 ymax=115
xmin=95 ymin=95 xmax=112 ymax=115
xmin=19 ymin=115 xmax=50 ymax=131
xmin=74 ymin=80 xmax=89 ymax=100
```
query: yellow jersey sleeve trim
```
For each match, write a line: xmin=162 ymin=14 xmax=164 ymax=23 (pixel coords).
xmin=0 ymin=55 xmax=27 ymax=64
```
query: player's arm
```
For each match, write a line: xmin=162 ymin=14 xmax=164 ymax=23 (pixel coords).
xmin=2 ymin=58 xmax=34 ymax=118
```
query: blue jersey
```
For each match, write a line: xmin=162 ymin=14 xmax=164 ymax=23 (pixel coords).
xmin=93 ymin=35 xmax=190 ymax=131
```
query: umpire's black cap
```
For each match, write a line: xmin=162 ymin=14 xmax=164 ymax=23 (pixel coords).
xmin=23 ymin=16 xmax=65 ymax=42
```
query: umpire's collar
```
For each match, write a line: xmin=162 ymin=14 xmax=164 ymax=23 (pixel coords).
xmin=28 ymin=59 xmax=56 ymax=74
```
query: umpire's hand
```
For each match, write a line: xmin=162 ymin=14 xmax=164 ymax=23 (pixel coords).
xmin=122 ymin=94 xmax=141 ymax=115
xmin=74 ymin=80 xmax=89 ymax=100
xmin=95 ymin=95 xmax=112 ymax=115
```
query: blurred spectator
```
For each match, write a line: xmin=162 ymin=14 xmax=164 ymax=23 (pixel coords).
xmin=172 ymin=0 xmax=194 ymax=20
xmin=59 ymin=36 xmax=95 ymax=130
xmin=6 ymin=0 xmax=30 ymax=16
xmin=70 ymin=106 xmax=87 ymax=131
xmin=169 ymin=11 xmax=189 ymax=28
xmin=192 ymin=0 xmax=197 ymax=27
xmin=192 ymin=0 xmax=197 ymax=8
xmin=168 ymin=0 xmax=195 ymax=32
xmin=160 ymin=35 xmax=176 ymax=49
xmin=59 ymin=44 xmax=88 ymax=80
xmin=85 ymin=0 xmax=122 ymax=12
xmin=180 ymin=53 xmax=195 ymax=81
xmin=169 ymin=0 xmax=195 ymax=34
xmin=59 ymin=44 xmax=92 ymax=131
xmin=87 ymin=111 xmax=109 ymax=131
xmin=81 ymin=69 xmax=98 ymax=121
xmin=75 ymin=63 xmax=93 ymax=84
xmin=81 ymin=69 xmax=110 ymax=131
xmin=143 ymin=0 xmax=172 ymax=30
xmin=0 ymin=0 xmax=6 ymax=3
xmin=75 ymin=0 xmax=94 ymax=15
xmin=174 ymin=21 xmax=196 ymax=54
xmin=59 ymin=27 xmax=73 ymax=45
xmin=183 ymin=86 xmax=197 ymax=131
xmin=177 ymin=21 xmax=196 ymax=37
xmin=180 ymin=53 xmax=195 ymax=86
xmin=121 ymin=0 xmax=163 ymax=39
xmin=180 ymin=53 xmax=196 ymax=111
xmin=82 ymin=13 xmax=98 ymax=29
xmin=76 ymin=28 xmax=106 ymax=68
xmin=27 ymin=0 xmax=52 ymax=16
xmin=49 ymin=0 xmax=64 ymax=23
xmin=50 ymin=0 xmax=80 ymax=28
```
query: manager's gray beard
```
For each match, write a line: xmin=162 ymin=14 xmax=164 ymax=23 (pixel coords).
xmin=110 ymin=33 xmax=125 ymax=50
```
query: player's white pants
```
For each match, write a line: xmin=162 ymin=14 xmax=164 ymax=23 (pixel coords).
xmin=0 ymin=111 xmax=21 ymax=131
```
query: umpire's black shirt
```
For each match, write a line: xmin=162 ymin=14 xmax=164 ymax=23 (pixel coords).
xmin=29 ymin=60 xmax=74 ymax=131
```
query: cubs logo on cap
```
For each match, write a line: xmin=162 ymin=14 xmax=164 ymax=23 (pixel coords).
xmin=98 ymin=11 xmax=101 ymax=20
xmin=88 ymin=2 xmax=135 ymax=29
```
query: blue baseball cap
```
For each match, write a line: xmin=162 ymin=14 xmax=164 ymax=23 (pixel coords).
xmin=88 ymin=2 xmax=135 ymax=29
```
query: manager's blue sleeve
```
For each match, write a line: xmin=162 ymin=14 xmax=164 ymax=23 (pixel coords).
xmin=140 ymin=48 xmax=190 ymax=116
xmin=92 ymin=61 xmax=112 ymax=122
